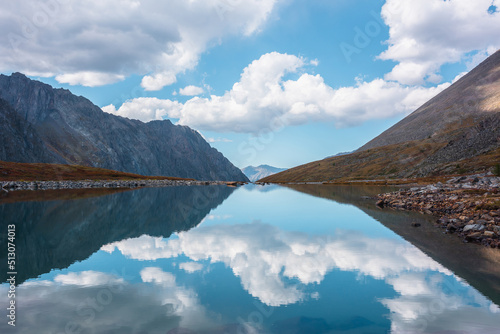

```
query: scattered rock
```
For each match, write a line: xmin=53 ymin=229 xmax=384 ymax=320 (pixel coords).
xmin=446 ymin=224 xmax=457 ymax=233
xmin=377 ymin=173 xmax=500 ymax=247
xmin=463 ymin=224 xmax=485 ymax=232
xmin=438 ymin=217 xmax=450 ymax=225
xmin=0 ymin=179 xmax=236 ymax=192
xmin=483 ymin=231 xmax=495 ymax=238
xmin=466 ymin=232 xmax=483 ymax=241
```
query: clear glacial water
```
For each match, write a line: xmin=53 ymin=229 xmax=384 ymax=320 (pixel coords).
xmin=1 ymin=184 xmax=499 ymax=334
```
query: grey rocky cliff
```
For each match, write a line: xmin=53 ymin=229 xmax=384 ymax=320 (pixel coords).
xmin=0 ymin=73 xmax=249 ymax=181
xmin=0 ymin=98 xmax=60 ymax=163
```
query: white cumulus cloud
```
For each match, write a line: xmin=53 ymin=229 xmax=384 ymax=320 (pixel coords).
xmin=0 ymin=0 xmax=280 ymax=89
xmin=207 ymin=137 xmax=233 ymax=143
xmin=102 ymin=97 xmax=182 ymax=122
xmin=55 ymin=72 xmax=126 ymax=87
xmin=379 ymin=0 xmax=500 ymax=85
xmin=179 ymin=262 xmax=204 ymax=273
xmin=103 ymin=52 xmax=450 ymax=132
xmin=179 ymin=85 xmax=205 ymax=96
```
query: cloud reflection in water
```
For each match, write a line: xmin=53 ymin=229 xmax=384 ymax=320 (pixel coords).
xmin=102 ymin=221 xmax=500 ymax=332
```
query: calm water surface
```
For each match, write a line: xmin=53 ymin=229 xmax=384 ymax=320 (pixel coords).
xmin=1 ymin=184 xmax=499 ymax=333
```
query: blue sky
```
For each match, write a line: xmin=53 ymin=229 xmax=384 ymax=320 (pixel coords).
xmin=1 ymin=0 xmax=499 ymax=168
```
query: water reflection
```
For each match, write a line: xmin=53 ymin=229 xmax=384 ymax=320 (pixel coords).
xmin=0 ymin=270 xmax=213 ymax=333
xmin=100 ymin=221 xmax=500 ymax=333
xmin=284 ymin=184 xmax=500 ymax=304
xmin=1 ymin=184 xmax=499 ymax=334
xmin=0 ymin=185 xmax=235 ymax=283
xmin=103 ymin=223 xmax=449 ymax=306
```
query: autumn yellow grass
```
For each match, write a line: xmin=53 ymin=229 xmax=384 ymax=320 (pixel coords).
xmin=0 ymin=160 xmax=193 ymax=182
xmin=261 ymin=144 xmax=500 ymax=184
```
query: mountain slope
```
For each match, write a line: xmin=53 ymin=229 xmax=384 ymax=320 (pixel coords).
xmin=360 ymin=50 xmax=500 ymax=151
xmin=262 ymin=50 xmax=500 ymax=183
xmin=0 ymin=73 xmax=248 ymax=181
xmin=242 ymin=165 xmax=287 ymax=182
xmin=0 ymin=98 xmax=57 ymax=163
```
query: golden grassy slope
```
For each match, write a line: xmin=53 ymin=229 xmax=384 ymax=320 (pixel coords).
xmin=261 ymin=144 xmax=500 ymax=183
xmin=0 ymin=161 xmax=193 ymax=181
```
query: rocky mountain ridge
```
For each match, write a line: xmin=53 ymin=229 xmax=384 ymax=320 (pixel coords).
xmin=0 ymin=73 xmax=249 ymax=181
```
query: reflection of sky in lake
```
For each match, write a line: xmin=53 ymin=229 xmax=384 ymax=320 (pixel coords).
xmin=1 ymin=185 xmax=499 ymax=334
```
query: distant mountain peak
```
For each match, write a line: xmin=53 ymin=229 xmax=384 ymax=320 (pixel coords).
xmin=242 ymin=165 xmax=287 ymax=182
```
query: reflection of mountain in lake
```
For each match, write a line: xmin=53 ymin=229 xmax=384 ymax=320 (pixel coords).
xmin=0 ymin=185 xmax=234 ymax=283
xmin=2 ymin=184 xmax=499 ymax=334
xmin=284 ymin=184 xmax=500 ymax=305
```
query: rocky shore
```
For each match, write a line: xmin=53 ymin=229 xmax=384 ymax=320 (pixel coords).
xmin=376 ymin=173 xmax=500 ymax=248
xmin=0 ymin=179 xmax=245 ymax=192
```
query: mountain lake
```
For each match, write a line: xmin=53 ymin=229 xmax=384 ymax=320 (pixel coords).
xmin=1 ymin=184 xmax=499 ymax=333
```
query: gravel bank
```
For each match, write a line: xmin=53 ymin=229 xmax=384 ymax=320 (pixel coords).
xmin=0 ymin=179 xmax=244 ymax=192
xmin=376 ymin=174 xmax=500 ymax=248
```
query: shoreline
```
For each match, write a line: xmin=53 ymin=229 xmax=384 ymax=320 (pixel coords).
xmin=1 ymin=179 xmax=246 ymax=192
xmin=376 ymin=173 xmax=500 ymax=248
xmin=256 ymin=175 xmax=456 ymax=186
